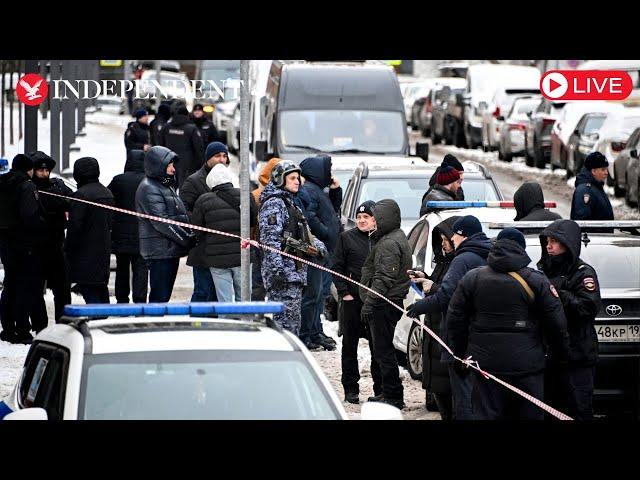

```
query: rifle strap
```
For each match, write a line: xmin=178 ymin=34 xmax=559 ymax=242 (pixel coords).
xmin=508 ymin=271 xmax=535 ymax=303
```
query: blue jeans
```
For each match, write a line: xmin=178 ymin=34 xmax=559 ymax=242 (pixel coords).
xmin=300 ymin=264 xmax=324 ymax=344
xmin=148 ymin=258 xmax=180 ymax=303
xmin=191 ymin=266 xmax=217 ymax=302
xmin=209 ymin=266 xmax=243 ymax=302
xmin=448 ymin=364 xmax=475 ymax=420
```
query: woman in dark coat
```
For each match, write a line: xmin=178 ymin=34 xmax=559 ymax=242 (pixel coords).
xmin=413 ymin=215 xmax=461 ymax=420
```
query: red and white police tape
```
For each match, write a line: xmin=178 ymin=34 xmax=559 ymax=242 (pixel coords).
xmin=40 ymin=190 xmax=573 ymax=420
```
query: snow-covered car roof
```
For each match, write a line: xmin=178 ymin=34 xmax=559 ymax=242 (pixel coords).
xmin=556 ymin=101 xmax=625 ymax=145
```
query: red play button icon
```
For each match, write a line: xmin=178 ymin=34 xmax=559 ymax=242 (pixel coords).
xmin=549 ymin=78 xmax=562 ymax=93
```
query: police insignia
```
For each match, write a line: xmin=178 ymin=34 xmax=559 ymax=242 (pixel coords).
xmin=583 ymin=193 xmax=590 ymax=204
xmin=268 ymin=214 xmax=277 ymax=225
xmin=550 ymin=284 xmax=559 ymax=298
xmin=583 ymin=277 xmax=596 ymax=291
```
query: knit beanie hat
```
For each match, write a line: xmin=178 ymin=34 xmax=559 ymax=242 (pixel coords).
xmin=206 ymin=141 xmax=229 ymax=160
xmin=584 ymin=151 xmax=608 ymax=170
xmin=356 ymin=200 xmax=376 ymax=217
xmin=436 ymin=164 xmax=461 ymax=186
xmin=12 ymin=154 xmax=34 ymax=172
xmin=452 ymin=215 xmax=482 ymax=237
xmin=443 ymin=153 xmax=464 ymax=172
xmin=497 ymin=227 xmax=526 ymax=250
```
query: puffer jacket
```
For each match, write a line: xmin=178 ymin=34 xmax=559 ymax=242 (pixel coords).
xmin=135 ymin=147 xmax=193 ymax=260
xmin=538 ymin=219 xmax=601 ymax=366
xmin=514 ymin=181 xmax=562 ymax=222
xmin=359 ymin=199 xmax=412 ymax=308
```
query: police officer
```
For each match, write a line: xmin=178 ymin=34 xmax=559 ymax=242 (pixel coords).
xmin=191 ymin=103 xmax=220 ymax=146
xmin=447 ymin=228 xmax=570 ymax=420
xmin=538 ymin=219 xmax=601 ymax=420
xmin=124 ymin=108 xmax=151 ymax=154
xmin=29 ymin=151 xmax=73 ymax=321
xmin=259 ymin=160 xmax=327 ymax=335
xmin=150 ymin=103 xmax=171 ymax=146
xmin=571 ymin=151 xmax=614 ymax=221
xmin=159 ymin=105 xmax=205 ymax=190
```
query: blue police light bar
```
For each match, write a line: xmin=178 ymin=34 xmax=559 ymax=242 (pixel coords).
xmin=426 ymin=201 xmax=556 ymax=209
xmin=63 ymin=302 xmax=284 ymax=317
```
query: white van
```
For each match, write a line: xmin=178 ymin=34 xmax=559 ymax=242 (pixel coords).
xmin=463 ymin=64 xmax=541 ymax=149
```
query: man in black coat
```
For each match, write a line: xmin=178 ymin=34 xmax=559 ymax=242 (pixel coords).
xmin=514 ymin=181 xmax=562 ymax=223
xmin=65 ymin=158 xmax=115 ymax=304
xmin=359 ymin=199 xmax=413 ymax=410
xmin=447 ymin=228 xmax=570 ymax=420
xmin=159 ymin=105 xmax=205 ymax=190
xmin=0 ymin=154 xmax=47 ymax=344
xmin=192 ymin=164 xmax=257 ymax=302
xmin=191 ymin=103 xmax=220 ymax=146
xmin=538 ymin=219 xmax=601 ymax=420
xmin=107 ymin=150 xmax=149 ymax=303
xmin=420 ymin=163 xmax=463 ymax=216
xmin=179 ymin=142 xmax=232 ymax=303
xmin=571 ymin=151 xmax=614 ymax=222
xmin=420 ymin=154 xmax=465 ymax=216
xmin=298 ymin=154 xmax=342 ymax=351
xmin=332 ymin=200 xmax=381 ymax=404
xmin=29 ymin=151 xmax=73 ymax=322
xmin=124 ymin=108 xmax=151 ymax=154
xmin=150 ymin=103 xmax=171 ymax=146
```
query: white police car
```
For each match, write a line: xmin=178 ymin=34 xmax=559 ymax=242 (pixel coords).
xmin=0 ymin=302 xmax=401 ymax=420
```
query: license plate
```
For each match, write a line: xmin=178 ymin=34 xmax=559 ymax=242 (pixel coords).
xmin=596 ymin=324 xmax=640 ymax=342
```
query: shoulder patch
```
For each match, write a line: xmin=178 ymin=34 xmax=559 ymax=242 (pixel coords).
xmin=550 ymin=284 xmax=559 ymax=298
xmin=268 ymin=214 xmax=277 ymax=225
xmin=583 ymin=277 xmax=597 ymax=291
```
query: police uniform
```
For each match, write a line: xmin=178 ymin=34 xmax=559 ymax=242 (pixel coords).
xmin=570 ymin=153 xmax=614 ymax=221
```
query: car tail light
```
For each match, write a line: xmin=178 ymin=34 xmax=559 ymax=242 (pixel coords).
xmin=493 ymin=106 xmax=501 ymax=118
xmin=611 ymin=141 xmax=626 ymax=152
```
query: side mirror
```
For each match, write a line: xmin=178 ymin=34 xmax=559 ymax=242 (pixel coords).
xmin=360 ymin=401 xmax=403 ymax=420
xmin=254 ymin=140 xmax=267 ymax=163
xmin=631 ymin=149 xmax=638 ymax=158
xmin=415 ymin=142 xmax=429 ymax=162
xmin=3 ymin=408 xmax=48 ymax=420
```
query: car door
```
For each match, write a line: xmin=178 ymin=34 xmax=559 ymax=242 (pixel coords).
xmin=575 ymin=113 xmax=607 ymax=174
xmin=18 ymin=342 xmax=70 ymax=420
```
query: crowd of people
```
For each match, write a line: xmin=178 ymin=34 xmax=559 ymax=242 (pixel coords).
xmin=0 ymin=100 xmax=614 ymax=419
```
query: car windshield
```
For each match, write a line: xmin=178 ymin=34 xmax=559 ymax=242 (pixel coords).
xmin=280 ymin=110 xmax=406 ymax=154
xmin=80 ymin=351 xmax=340 ymax=420
xmin=357 ymin=177 xmax=499 ymax=220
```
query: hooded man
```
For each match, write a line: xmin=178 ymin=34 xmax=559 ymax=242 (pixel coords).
xmin=514 ymin=181 xmax=562 ymax=223
xmin=192 ymin=164 xmax=257 ymax=302
xmin=420 ymin=162 xmax=463 ymax=216
xmin=150 ymin=103 xmax=171 ymax=146
xmin=159 ymin=105 xmax=205 ymax=189
xmin=406 ymin=215 xmax=492 ymax=419
xmin=29 ymin=151 xmax=73 ymax=322
xmin=0 ymin=154 xmax=47 ymax=344
xmin=125 ymin=108 xmax=151 ymax=153
xmin=447 ymin=228 xmax=570 ymax=420
xmin=65 ymin=157 xmax=115 ymax=305
xmin=179 ymin=141 xmax=233 ymax=303
xmin=259 ymin=160 xmax=327 ymax=335
xmin=298 ymin=154 xmax=342 ymax=351
xmin=571 ymin=151 xmax=614 ymax=221
xmin=108 ymin=150 xmax=149 ymax=303
xmin=359 ymin=199 xmax=412 ymax=409
xmin=136 ymin=146 xmax=196 ymax=302
xmin=191 ymin=103 xmax=220 ymax=146
xmin=538 ymin=219 xmax=601 ymax=420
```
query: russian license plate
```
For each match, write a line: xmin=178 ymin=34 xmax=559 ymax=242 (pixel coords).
xmin=597 ymin=324 xmax=640 ymax=342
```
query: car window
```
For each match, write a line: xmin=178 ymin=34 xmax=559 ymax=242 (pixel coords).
xmin=582 ymin=115 xmax=606 ymax=135
xmin=79 ymin=351 xmax=340 ymax=420
xmin=462 ymin=179 xmax=500 ymax=202
xmin=358 ymin=177 xmax=427 ymax=220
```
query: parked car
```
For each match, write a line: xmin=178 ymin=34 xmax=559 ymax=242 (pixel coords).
xmin=404 ymin=80 xmax=438 ymax=129
xmin=592 ymin=107 xmax=640 ymax=193
xmin=437 ymin=62 xmax=469 ymax=79
xmin=497 ymin=96 xmax=542 ymax=162
xmin=429 ymin=78 xmax=467 ymax=145
xmin=565 ymin=112 xmax=609 ymax=178
xmin=482 ymin=86 xmax=541 ymax=152
xmin=412 ymin=80 xmax=442 ymax=136
xmin=463 ymin=64 xmax=541 ymax=150
xmin=620 ymin=127 xmax=640 ymax=206
xmin=525 ymin=98 xmax=567 ymax=169
xmin=444 ymin=86 xmax=469 ymax=147
xmin=550 ymin=101 xmax=623 ymax=171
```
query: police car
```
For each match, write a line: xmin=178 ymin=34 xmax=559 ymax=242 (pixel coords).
xmin=0 ymin=302 xmax=402 ymax=420
xmin=393 ymin=200 xmax=557 ymax=380
xmin=490 ymin=220 xmax=640 ymax=419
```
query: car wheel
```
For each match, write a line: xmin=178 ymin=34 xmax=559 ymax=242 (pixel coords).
xmin=406 ymin=321 xmax=423 ymax=380
xmin=503 ymin=151 xmax=513 ymax=162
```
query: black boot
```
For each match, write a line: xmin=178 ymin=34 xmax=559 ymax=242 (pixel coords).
xmin=344 ymin=391 xmax=360 ymax=404
xmin=367 ymin=393 xmax=384 ymax=402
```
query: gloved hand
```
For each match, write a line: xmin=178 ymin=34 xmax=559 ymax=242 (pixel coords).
xmin=406 ymin=300 xmax=428 ymax=319
xmin=271 ymin=273 xmax=287 ymax=290
xmin=185 ymin=234 xmax=198 ymax=250
xmin=361 ymin=304 xmax=374 ymax=323
xmin=453 ymin=361 xmax=470 ymax=378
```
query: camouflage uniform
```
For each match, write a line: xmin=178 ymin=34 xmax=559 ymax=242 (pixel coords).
xmin=259 ymin=182 xmax=326 ymax=335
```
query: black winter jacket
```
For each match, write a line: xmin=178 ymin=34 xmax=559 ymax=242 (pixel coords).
xmin=108 ymin=150 xmax=146 ymax=255
xmin=514 ymin=181 xmax=562 ymax=223
xmin=447 ymin=239 xmax=570 ymax=376
xmin=124 ymin=121 xmax=150 ymax=152
xmin=150 ymin=106 xmax=170 ymax=146
xmin=359 ymin=199 xmax=412 ymax=308
xmin=159 ymin=114 xmax=205 ymax=189
xmin=0 ymin=170 xmax=47 ymax=249
xmin=332 ymin=226 xmax=375 ymax=300
xmin=299 ymin=155 xmax=342 ymax=254
xmin=135 ymin=147 xmax=193 ymax=260
xmin=570 ymin=168 xmax=614 ymax=221
xmin=192 ymin=182 xmax=257 ymax=268
xmin=32 ymin=175 xmax=73 ymax=248
xmin=192 ymin=116 xmax=220 ymax=146
xmin=420 ymin=184 xmax=460 ymax=216
xmin=179 ymin=164 xmax=212 ymax=267
xmin=65 ymin=158 xmax=115 ymax=284
xmin=538 ymin=219 xmax=601 ymax=366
